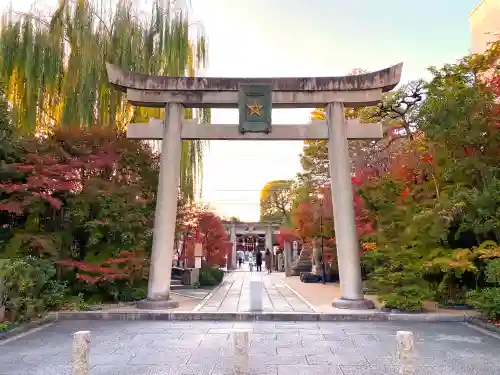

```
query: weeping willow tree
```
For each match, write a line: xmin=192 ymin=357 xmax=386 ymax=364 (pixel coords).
xmin=0 ymin=0 xmax=209 ymax=200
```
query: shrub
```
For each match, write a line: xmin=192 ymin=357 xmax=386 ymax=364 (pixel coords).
xmin=366 ymin=251 xmax=432 ymax=312
xmin=199 ymin=267 xmax=224 ymax=286
xmin=467 ymin=288 xmax=500 ymax=318
xmin=485 ymin=259 xmax=500 ymax=284
xmin=0 ymin=256 xmax=67 ymax=321
xmin=467 ymin=259 xmax=500 ymax=318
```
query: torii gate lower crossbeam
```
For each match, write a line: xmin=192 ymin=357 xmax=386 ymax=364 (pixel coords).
xmin=106 ymin=63 xmax=403 ymax=311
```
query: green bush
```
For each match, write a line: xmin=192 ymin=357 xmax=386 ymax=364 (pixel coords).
xmin=380 ymin=285 xmax=430 ymax=312
xmin=467 ymin=259 xmax=500 ymax=318
xmin=0 ymin=256 xmax=68 ymax=322
xmin=199 ymin=267 xmax=224 ymax=286
xmin=366 ymin=252 xmax=432 ymax=312
xmin=485 ymin=259 xmax=500 ymax=284
xmin=467 ymin=288 xmax=500 ymax=318
xmin=108 ymin=283 xmax=147 ymax=302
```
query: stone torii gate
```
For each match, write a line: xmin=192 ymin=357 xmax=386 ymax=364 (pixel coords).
xmin=106 ymin=63 xmax=402 ymax=310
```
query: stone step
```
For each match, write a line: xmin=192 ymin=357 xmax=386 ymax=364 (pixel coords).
xmin=170 ymin=279 xmax=194 ymax=290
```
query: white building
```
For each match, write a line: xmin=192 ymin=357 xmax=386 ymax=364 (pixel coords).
xmin=469 ymin=0 xmax=500 ymax=54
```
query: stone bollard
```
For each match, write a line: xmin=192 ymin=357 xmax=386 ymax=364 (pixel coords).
xmin=72 ymin=331 xmax=90 ymax=375
xmin=233 ymin=331 xmax=250 ymax=375
xmin=249 ymin=280 xmax=263 ymax=312
xmin=396 ymin=331 xmax=416 ymax=375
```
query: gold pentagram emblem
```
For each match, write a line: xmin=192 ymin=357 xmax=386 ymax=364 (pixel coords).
xmin=247 ymin=103 xmax=263 ymax=116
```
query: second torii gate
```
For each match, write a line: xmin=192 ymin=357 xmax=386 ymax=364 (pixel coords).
xmin=106 ymin=62 xmax=403 ymax=310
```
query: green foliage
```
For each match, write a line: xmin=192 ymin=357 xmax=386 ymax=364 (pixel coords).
xmin=64 ymin=293 xmax=89 ymax=311
xmin=468 ymin=288 xmax=500 ymax=318
xmin=0 ymin=127 xmax=158 ymax=309
xmin=0 ymin=256 xmax=67 ymax=321
xmin=199 ymin=267 xmax=224 ymax=287
xmin=366 ymin=248 xmax=432 ymax=312
xmin=355 ymin=40 xmax=500 ymax=312
xmin=0 ymin=0 xmax=208 ymax=201
xmin=466 ymin=251 xmax=500 ymax=318
xmin=485 ymin=259 xmax=500 ymax=284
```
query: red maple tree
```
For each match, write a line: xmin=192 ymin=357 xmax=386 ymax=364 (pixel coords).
xmin=0 ymin=138 xmax=79 ymax=215
xmin=276 ymin=227 xmax=297 ymax=249
xmin=179 ymin=208 xmax=230 ymax=268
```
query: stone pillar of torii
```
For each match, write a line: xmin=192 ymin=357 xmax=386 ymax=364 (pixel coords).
xmin=106 ymin=62 xmax=403 ymax=310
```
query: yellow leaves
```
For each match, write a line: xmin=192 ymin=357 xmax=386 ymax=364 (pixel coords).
xmin=310 ymin=108 xmax=325 ymax=121
xmin=455 ymin=248 xmax=473 ymax=260
xmin=7 ymin=69 xmax=19 ymax=105
xmin=475 ymin=240 xmax=500 ymax=260
xmin=260 ymin=181 xmax=275 ymax=201
xmin=187 ymin=40 xmax=195 ymax=77
xmin=362 ymin=242 xmax=377 ymax=252
xmin=424 ymin=241 xmax=500 ymax=275
xmin=424 ymin=248 xmax=476 ymax=273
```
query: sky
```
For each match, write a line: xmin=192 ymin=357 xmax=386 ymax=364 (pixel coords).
xmin=0 ymin=0 xmax=482 ymax=221
xmin=189 ymin=0 xmax=480 ymax=221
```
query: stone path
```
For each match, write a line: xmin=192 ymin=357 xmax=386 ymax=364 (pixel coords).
xmin=197 ymin=268 xmax=313 ymax=313
xmin=1 ymin=320 xmax=500 ymax=374
xmin=171 ymin=288 xmax=214 ymax=300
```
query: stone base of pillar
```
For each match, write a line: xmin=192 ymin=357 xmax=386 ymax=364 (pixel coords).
xmin=332 ymin=298 xmax=375 ymax=310
xmin=136 ymin=298 xmax=179 ymax=310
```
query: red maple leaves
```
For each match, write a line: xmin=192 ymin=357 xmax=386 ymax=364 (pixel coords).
xmin=57 ymin=251 xmax=148 ymax=285
xmin=178 ymin=207 xmax=230 ymax=268
xmin=422 ymin=154 xmax=433 ymax=164
xmin=0 ymin=129 xmax=125 ymax=216
xmin=287 ymin=182 xmax=374 ymax=242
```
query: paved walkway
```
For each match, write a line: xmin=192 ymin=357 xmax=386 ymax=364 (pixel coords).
xmin=1 ymin=320 xmax=500 ymax=374
xmin=198 ymin=267 xmax=313 ymax=313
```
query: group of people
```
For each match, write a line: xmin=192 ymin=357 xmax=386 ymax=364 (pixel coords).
xmin=237 ymin=248 xmax=274 ymax=273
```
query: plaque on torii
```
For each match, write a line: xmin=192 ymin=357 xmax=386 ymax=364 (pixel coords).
xmin=238 ymin=84 xmax=272 ymax=134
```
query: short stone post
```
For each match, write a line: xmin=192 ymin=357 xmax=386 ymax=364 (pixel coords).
xmin=396 ymin=331 xmax=416 ymax=375
xmin=72 ymin=331 xmax=90 ymax=375
xmin=233 ymin=331 xmax=250 ymax=375
xmin=249 ymin=280 xmax=263 ymax=311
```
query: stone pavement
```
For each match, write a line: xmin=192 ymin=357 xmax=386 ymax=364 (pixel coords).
xmin=1 ymin=320 xmax=500 ymax=374
xmin=197 ymin=267 xmax=313 ymax=313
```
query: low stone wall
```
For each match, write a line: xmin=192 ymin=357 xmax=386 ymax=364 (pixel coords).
xmin=172 ymin=267 xmax=200 ymax=286
xmin=47 ymin=310 xmax=473 ymax=322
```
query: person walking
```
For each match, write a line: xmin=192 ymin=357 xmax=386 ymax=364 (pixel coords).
xmin=248 ymin=253 xmax=254 ymax=271
xmin=320 ymin=251 xmax=327 ymax=284
xmin=237 ymin=249 xmax=243 ymax=268
xmin=255 ymin=250 xmax=263 ymax=272
xmin=265 ymin=248 xmax=273 ymax=274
